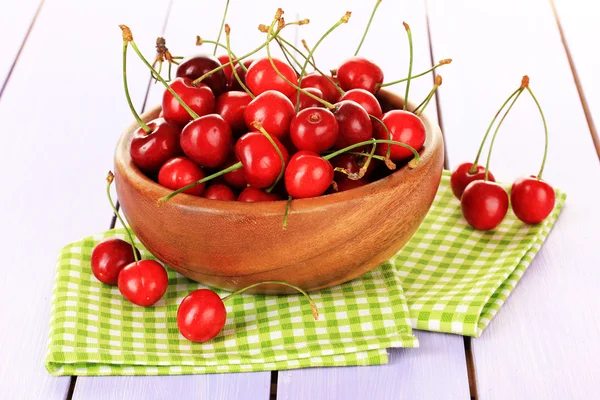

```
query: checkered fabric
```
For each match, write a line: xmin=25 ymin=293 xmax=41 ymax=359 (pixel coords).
xmin=392 ymin=172 xmax=566 ymax=337
xmin=45 ymin=232 xmax=417 ymax=376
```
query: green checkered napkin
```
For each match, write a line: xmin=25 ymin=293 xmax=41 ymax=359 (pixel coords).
xmin=391 ymin=171 xmax=566 ymax=337
xmin=46 ymin=232 xmax=417 ymax=376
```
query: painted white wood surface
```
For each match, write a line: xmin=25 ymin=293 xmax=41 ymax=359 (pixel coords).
xmin=0 ymin=0 xmax=41 ymax=91
xmin=427 ymin=0 xmax=600 ymax=399
xmin=0 ymin=0 xmax=171 ymax=398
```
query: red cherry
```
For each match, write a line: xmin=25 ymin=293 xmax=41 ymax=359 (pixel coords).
xmin=510 ymin=176 xmax=556 ymax=224
xmin=339 ymin=88 xmax=383 ymax=119
xmin=222 ymin=153 xmax=247 ymax=189
xmin=118 ymin=260 xmax=169 ymax=307
xmin=130 ymin=118 xmax=182 ymax=173
xmin=245 ymin=57 xmax=298 ymax=97
xmin=229 ymin=59 xmax=254 ymax=91
xmin=235 ymin=131 xmax=289 ymax=189
xmin=336 ymin=176 xmax=368 ymax=192
xmin=162 ymin=77 xmax=215 ymax=125
xmin=158 ymin=156 xmax=206 ymax=196
xmin=461 ymin=181 xmax=509 ymax=230
xmin=374 ymin=110 xmax=426 ymax=161
xmin=289 ymin=87 xmax=324 ymax=111
xmin=290 ymin=107 xmax=339 ymax=153
xmin=180 ymin=114 xmax=232 ymax=168
xmin=176 ymin=54 xmax=227 ymax=95
xmin=203 ymin=183 xmax=236 ymax=201
xmin=244 ymin=90 xmax=295 ymax=139
xmin=284 ymin=151 xmax=334 ymax=198
xmin=331 ymin=153 xmax=377 ymax=179
xmin=450 ymin=162 xmax=496 ymax=199
xmin=238 ymin=187 xmax=282 ymax=202
xmin=177 ymin=289 xmax=226 ymax=343
xmin=337 ymin=57 xmax=384 ymax=94
xmin=215 ymin=91 xmax=252 ymax=134
xmin=300 ymin=72 xmax=340 ymax=103
xmin=333 ymin=100 xmax=373 ymax=149
xmin=91 ymin=238 xmax=139 ymax=286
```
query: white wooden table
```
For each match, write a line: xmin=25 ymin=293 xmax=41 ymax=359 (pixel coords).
xmin=1 ymin=0 xmax=599 ymax=398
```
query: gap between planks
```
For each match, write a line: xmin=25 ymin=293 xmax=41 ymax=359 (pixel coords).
xmin=549 ymin=0 xmax=600 ymax=160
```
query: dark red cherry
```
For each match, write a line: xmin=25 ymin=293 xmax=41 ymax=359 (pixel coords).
xmin=333 ymin=100 xmax=373 ymax=149
xmin=374 ymin=110 xmax=426 ymax=161
xmin=337 ymin=57 xmax=384 ymax=94
xmin=244 ymin=90 xmax=295 ymax=139
xmin=176 ymin=54 xmax=227 ymax=95
xmin=130 ymin=118 xmax=182 ymax=173
xmin=238 ymin=187 xmax=282 ymax=202
xmin=235 ymin=131 xmax=289 ymax=189
xmin=290 ymin=107 xmax=338 ymax=153
xmin=203 ymin=183 xmax=236 ymax=201
xmin=229 ymin=59 xmax=254 ymax=91
xmin=289 ymin=87 xmax=324 ymax=111
xmin=510 ymin=176 xmax=556 ymax=224
xmin=461 ymin=180 xmax=508 ymax=231
xmin=158 ymin=156 xmax=206 ymax=196
xmin=215 ymin=91 xmax=252 ymax=135
xmin=450 ymin=162 xmax=496 ymax=200
xmin=336 ymin=176 xmax=368 ymax=192
xmin=180 ymin=114 xmax=232 ymax=168
xmin=300 ymin=72 xmax=340 ymax=103
xmin=284 ymin=151 xmax=334 ymax=199
xmin=222 ymin=153 xmax=247 ymax=189
xmin=91 ymin=238 xmax=139 ymax=286
xmin=245 ymin=57 xmax=298 ymax=97
xmin=162 ymin=77 xmax=215 ymax=125
xmin=339 ymin=88 xmax=383 ymax=119
xmin=331 ymin=153 xmax=377 ymax=179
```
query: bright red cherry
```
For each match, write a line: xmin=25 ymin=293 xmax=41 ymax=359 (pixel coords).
xmin=245 ymin=57 xmax=298 ymax=97
xmin=130 ymin=118 xmax=182 ymax=173
xmin=229 ymin=59 xmax=254 ymax=91
xmin=461 ymin=181 xmax=509 ymax=231
xmin=300 ymin=72 xmax=340 ymax=103
xmin=222 ymin=153 xmax=247 ymax=189
xmin=374 ymin=110 xmax=426 ymax=161
xmin=162 ymin=77 xmax=215 ymax=125
xmin=203 ymin=183 xmax=236 ymax=201
xmin=339 ymin=88 xmax=383 ymax=119
xmin=450 ymin=162 xmax=496 ymax=200
xmin=244 ymin=90 xmax=295 ymax=139
xmin=177 ymin=289 xmax=227 ymax=343
xmin=290 ymin=107 xmax=339 ymax=153
xmin=118 ymin=260 xmax=169 ymax=307
xmin=215 ymin=91 xmax=252 ymax=134
xmin=91 ymin=238 xmax=139 ymax=286
xmin=337 ymin=57 xmax=384 ymax=94
xmin=336 ymin=176 xmax=368 ymax=192
xmin=510 ymin=176 xmax=556 ymax=224
xmin=180 ymin=114 xmax=232 ymax=168
xmin=176 ymin=54 xmax=227 ymax=95
xmin=235 ymin=131 xmax=289 ymax=189
xmin=289 ymin=87 xmax=324 ymax=111
xmin=333 ymin=100 xmax=373 ymax=149
xmin=158 ymin=156 xmax=206 ymax=196
xmin=285 ymin=151 xmax=334 ymax=198
xmin=238 ymin=187 xmax=282 ymax=202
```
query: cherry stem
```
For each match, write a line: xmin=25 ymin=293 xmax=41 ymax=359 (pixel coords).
xmin=403 ymin=22 xmax=413 ymax=111
xmin=326 ymin=151 xmax=387 ymax=161
xmin=122 ymin=42 xmax=151 ymax=133
xmin=221 ymin=280 xmax=319 ymax=321
xmin=225 ymin=26 xmax=255 ymax=98
xmin=526 ymin=86 xmax=548 ymax=179
xmin=282 ymin=196 xmax=292 ymax=229
xmin=414 ymin=75 xmax=442 ymax=116
xmin=251 ymin=122 xmax=285 ymax=192
xmin=301 ymin=39 xmax=317 ymax=70
xmin=377 ymin=59 xmax=452 ymax=88
xmin=214 ymin=0 xmax=230 ymax=56
xmin=323 ymin=139 xmax=420 ymax=165
xmin=277 ymin=39 xmax=305 ymax=71
xmin=370 ymin=115 xmax=393 ymax=166
xmin=106 ymin=171 xmax=139 ymax=262
xmin=484 ymin=88 xmax=524 ymax=181
xmin=296 ymin=12 xmax=351 ymax=111
xmin=124 ymin=31 xmax=200 ymax=120
xmin=359 ymin=140 xmax=377 ymax=178
xmin=354 ymin=0 xmax=382 ymax=56
xmin=470 ymin=87 xmax=521 ymax=173
xmin=196 ymin=38 xmax=247 ymax=72
xmin=157 ymin=162 xmax=243 ymax=205
xmin=278 ymin=39 xmax=300 ymax=76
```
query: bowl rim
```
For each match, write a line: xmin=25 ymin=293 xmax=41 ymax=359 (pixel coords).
xmin=115 ymin=89 xmax=443 ymax=216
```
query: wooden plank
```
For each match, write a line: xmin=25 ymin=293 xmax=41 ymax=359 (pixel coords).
xmin=277 ymin=1 xmax=470 ymax=398
xmin=0 ymin=0 xmax=171 ymax=398
xmin=0 ymin=0 xmax=41 ymax=94
xmin=427 ymin=0 xmax=600 ymax=399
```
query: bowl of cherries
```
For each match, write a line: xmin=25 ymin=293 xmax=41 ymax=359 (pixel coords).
xmin=113 ymin=10 xmax=447 ymax=293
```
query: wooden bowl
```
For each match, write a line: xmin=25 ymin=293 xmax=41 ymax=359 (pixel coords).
xmin=114 ymin=90 xmax=444 ymax=293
